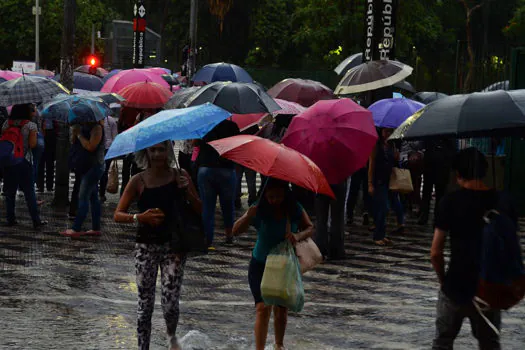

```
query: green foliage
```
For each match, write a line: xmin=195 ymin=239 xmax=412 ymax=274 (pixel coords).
xmin=505 ymin=0 xmax=525 ymax=40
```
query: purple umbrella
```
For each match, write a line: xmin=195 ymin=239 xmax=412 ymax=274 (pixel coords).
xmin=368 ymin=98 xmax=425 ymax=129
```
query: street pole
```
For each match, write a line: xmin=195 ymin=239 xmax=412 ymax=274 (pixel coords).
xmin=55 ymin=0 xmax=76 ymax=208
xmin=35 ymin=0 xmax=40 ymax=70
xmin=188 ymin=0 xmax=198 ymax=84
xmin=91 ymin=23 xmax=95 ymax=54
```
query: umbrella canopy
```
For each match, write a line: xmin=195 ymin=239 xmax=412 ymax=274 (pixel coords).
xmin=74 ymin=65 xmax=108 ymax=77
xmin=102 ymin=69 xmax=122 ymax=83
xmin=164 ymin=87 xmax=201 ymax=109
xmin=0 ymin=78 xmax=6 ymax=83
xmin=0 ymin=71 xmax=23 ymax=81
xmin=482 ymin=80 xmax=509 ymax=92
xmin=54 ymin=72 xmax=104 ymax=91
xmin=268 ymin=79 xmax=334 ymax=107
xmin=74 ymin=91 xmax=126 ymax=105
xmin=230 ymin=113 xmax=267 ymax=131
xmin=209 ymin=135 xmax=335 ymax=198
xmin=31 ymin=69 xmax=55 ymax=78
xmin=411 ymin=91 xmax=448 ymax=104
xmin=105 ymin=103 xmax=231 ymax=159
xmin=185 ymin=82 xmax=280 ymax=114
xmin=393 ymin=80 xmax=416 ymax=93
xmin=281 ymin=98 xmax=377 ymax=184
xmin=390 ymin=90 xmax=525 ymax=140
xmin=335 ymin=60 xmax=413 ymax=95
xmin=101 ymin=69 xmax=170 ymax=93
xmin=40 ymin=94 xmax=111 ymax=124
xmin=273 ymin=98 xmax=307 ymax=116
xmin=334 ymin=53 xmax=363 ymax=76
xmin=0 ymin=75 xmax=69 ymax=106
xmin=145 ymin=67 xmax=169 ymax=76
xmin=161 ymin=74 xmax=180 ymax=86
xmin=193 ymin=62 xmax=253 ymax=83
xmin=118 ymin=81 xmax=173 ymax=109
xmin=369 ymin=98 xmax=425 ymax=129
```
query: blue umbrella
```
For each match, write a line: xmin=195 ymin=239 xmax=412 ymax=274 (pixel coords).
xmin=105 ymin=103 xmax=231 ymax=160
xmin=103 ymin=69 xmax=123 ymax=83
xmin=192 ymin=62 xmax=253 ymax=83
xmin=40 ymin=94 xmax=111 ymax=124
xmin=369 ymin=98 xmax=425 ymax=128
xmin=54 ymin=72 xmax=104 ymax=91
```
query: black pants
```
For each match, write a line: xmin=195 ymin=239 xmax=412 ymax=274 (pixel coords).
xmin=346 ymin=167 xmax=372 ymax=220
xmin=421 ymin=164 xmax=450 ymax=224
xmin=99 ymin=150 xmax=112 ymax=197
xmin=121 ymin=155 xmax=140 ymax=196
xmin=37 ymin=130 xmax=57 ymax=191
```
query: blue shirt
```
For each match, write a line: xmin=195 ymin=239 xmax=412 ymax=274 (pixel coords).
xmin=252 ymin=203 xmax=303 ymax=263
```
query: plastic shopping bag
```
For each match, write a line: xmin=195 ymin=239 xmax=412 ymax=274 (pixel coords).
xmin=261 ymin=241 xmax=305 ymax=312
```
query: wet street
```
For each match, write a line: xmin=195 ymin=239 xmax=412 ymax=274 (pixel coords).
xmin=1 ymin=189 xmax=524 ymax=350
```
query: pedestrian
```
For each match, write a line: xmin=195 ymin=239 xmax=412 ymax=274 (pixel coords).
xmin=37 ymin=118 xmax=58 ymax=193
xmin=196 ymin=119 xmax=240 ymax=248
xmin=401 ymin=140 xmax=425 ymax=217
xmin=346 ymin=166 xmax=372 ymax=226
xmin=177 ymin=139 xmax=193 ymax=175
xmin=119 ymin=107 xmax=141 ymax=196
xmin=236 ymin=125 xmax=259 ymax=208
xmin=99 ymin=114 xmax=118 ymax=202
xmin=61 ymin=119 xmax=105 ymax=236
xmin=114 ymin=141 xmax=201 ymax=350
xmin=2 ymin=104 xmax=47 ymax=228
xmin=430 ymin=147 xmax=516 ymax=349
xmin=232 ymin=178 xmax=313 ymax=350
xmin=368 ymin=128 xmax=404 ymax=246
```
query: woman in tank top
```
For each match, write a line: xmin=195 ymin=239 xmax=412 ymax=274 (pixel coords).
xmin=114 ymin=141 xmax=201 ymax=350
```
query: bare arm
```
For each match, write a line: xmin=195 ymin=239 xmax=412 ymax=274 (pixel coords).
xmin=233 ymin=205 xmax=258 ymax=236
xmin=368 ymin=145 xmax=377 ymax=193
xmin=28 ymin=130 xmax=37 ymax=149
xmin=294 ymin=209 xmax=314 ymax=241
xmin=78 ymin=124 xmax=103 ymax=152
xmin=114 ymin=174 xmax=141 ymax=223
xmin=430 ymin=228 xmax=447 ymax=286
xmin=181 ymin=169 xmax=202 ymax=213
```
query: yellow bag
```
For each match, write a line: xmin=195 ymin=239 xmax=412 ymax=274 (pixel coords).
xmin=106 ymin=161 xmax=119 ymax=194
xmin=389 ymin=167 xmax=414 ymax=194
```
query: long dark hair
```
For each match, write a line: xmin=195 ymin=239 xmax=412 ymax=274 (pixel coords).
xmin=257 ymin=178 xmax=298 ymax=219
xmin=9 ymin=104 xmax=33 ymax=121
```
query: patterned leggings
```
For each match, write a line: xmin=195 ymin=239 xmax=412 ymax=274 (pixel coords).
xmin=135 ymin=243 xmax=187 ymax=350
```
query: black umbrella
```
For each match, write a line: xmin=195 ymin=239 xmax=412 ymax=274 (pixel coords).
xmin=185 ymin=82 xmax=281 ymax=114
xmin=335 ymin=60 xmax=413 ymax=95
xmin=0 ymin=75 xmax=69 ymax=106
xmin=394 ymin=80 xmax=416 ymax=93
xmin=390 ymin=90 xmax=525 ymax=141
xmin=411 ymin=91 xmax=448 ymax=104
xmin=482 ymin=80 xmax=509 ymax=92
xmin=164 ymin=87 xmax=201 ymax=109
xmin=334 ymin=53 xmax=363 ymax=76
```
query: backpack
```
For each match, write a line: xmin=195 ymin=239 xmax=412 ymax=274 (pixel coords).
xmin=0 ymin=120 xmax=29 ymax=167
xmin=476 ymin=208 xmax=525 ymax=310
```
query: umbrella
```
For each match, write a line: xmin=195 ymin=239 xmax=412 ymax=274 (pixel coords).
xmin=0 ymin=71 xmax=23 ymax=81
xmin=31 ymin=69 xmax=55 ymax=78
xmin=105 ymin=103 xmax=231 ymax=159
xmin=0 ymin=78 xmax=6 ymax=83
xmin=75 ymin=65 xmax=108 ymax=77
xmin=192 ymin=62 xmax=253 ymax=83
xmin=54 ymin=72 xmax=104 ymax=91
xmin=334 ymin=53 xmax=363 ymax=76
xmin=273 ymin=98 xmax=307 ymax=116
xmin=185 ymin=81 xmax=281 ymax=114
xmin=268 ymin=79 xmax=334 ymax=107
xmin=73 ymin=91 xmax=126 ymax=104
xmin=101 ymin=69 xmax=170 ymax=93
xmin=393 ymin=80 xmax=416 ymax=93
xmin=230 ymin=113 xmax=267 ymax=131
xmin=393 ymin=92 xmax=405 ymax=99
xmin=164 ymin=87 xmax=201 ymax=109
xmin=40 ymin=94 xmax=111 ymax=124
xmin=118 ymin=81 xmax=173 ymax=109
xmin=369 ymin=98 xmax=425 ymax=129
xmin=0 ymin=75 xmax=69 ymax=106
xmin=482 ymin=80 xmax=509 ymax=92
xmin=161 ymin=74 xmax=180 ymax=86
xmin=390 ymin=90 xmax=525 ymax=141
xmin=145 ymin=67 xmax=169 ymax=76
xmin=281 ymin=98 xmax=377 ymax=184
xmin=411 ymin=91 xmax=448 ymax=104
xmin=335 ymin=60 xmax=413 ymax=95
xmin=102 ymin=69 xmax=122 ymax=83
xmin=209 ymin=135 xmax=335 ymax=198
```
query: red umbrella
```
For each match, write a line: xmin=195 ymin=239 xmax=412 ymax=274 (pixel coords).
xmin=273 ymin=98 xmax=307 ymax=115
xmin=101 ymin=69 xmax=170 ymax=93
xmin=208 ymin=135 xmax=335 ymax=198
xmin=230 ymin=113 xmax=267 ymax=131
xmin=267 ymin=78 xmax=334 ymax=107
xmin=118 ymin=81 xmax=173 ymax=109
xmin=282 ymin=98 xmax=378 ymax=184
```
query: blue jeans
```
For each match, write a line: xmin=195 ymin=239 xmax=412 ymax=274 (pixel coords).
xmin=372 ymin=183 xmax=404 ymax=241
xmin=197 ymin=167 xmax=237 ymax=244
xmin=73 ymin=164 xmax=105 ymax=232
xmin=32 ymin=133 xmax=45 ymax=181
xmin=4 ymin=160 xmax=40 ymax=224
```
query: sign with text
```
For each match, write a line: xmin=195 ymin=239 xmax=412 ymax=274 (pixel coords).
xmin=132 ymin=1 xmax=146 ymax=68
xmin=362 ymin=0 xmax=375 ymax=62
xmin=363 ymin=0 xmax=398 ymax=62
xmin=12 ymin=61 xmax=36 ymax=73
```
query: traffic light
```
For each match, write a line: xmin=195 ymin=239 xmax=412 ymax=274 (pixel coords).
xmin=87 ymin=55 xmax=100 ymax=75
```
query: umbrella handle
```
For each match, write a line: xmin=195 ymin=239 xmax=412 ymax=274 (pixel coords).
xmin=256 ymin=176 xmax=270 ymax=204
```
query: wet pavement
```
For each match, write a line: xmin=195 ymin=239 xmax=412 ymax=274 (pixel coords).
xmin=1 ymin=188 xmax=525 ymax=349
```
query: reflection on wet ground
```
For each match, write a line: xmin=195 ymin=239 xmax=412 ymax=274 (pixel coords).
xmin=1 ymin=191 xmax=524 ymax=349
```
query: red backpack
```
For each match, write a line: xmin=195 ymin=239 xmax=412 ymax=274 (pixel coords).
xmin=0 ymin=120 xmax=29 ymax=167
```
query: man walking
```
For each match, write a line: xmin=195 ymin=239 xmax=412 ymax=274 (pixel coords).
xmin=430 ymin=148 xmax=516 ymax=350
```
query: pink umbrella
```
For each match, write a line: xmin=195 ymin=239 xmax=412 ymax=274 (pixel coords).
xmin=31 ymin=69 xmax=55 ymax=77
xmin=145 ymin=67 xmax=168 ymax=76
xmin=282 ymin=98 xmax=378 ymax=185
xmin=230 ymin=113 xmax=267 ymax=131
xmin=101 ymin=69 xmax=170 ymax=93
xmin=0 ymin=70 xmax=23 ymax=81
xmin=273 ymin=98 xmax=307 ymax=115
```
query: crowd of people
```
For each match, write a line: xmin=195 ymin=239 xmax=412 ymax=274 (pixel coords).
xmin=0 ymin=100 xmax=518 ymax=350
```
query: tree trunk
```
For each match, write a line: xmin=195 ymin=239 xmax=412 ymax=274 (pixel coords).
xmin=460 ymin=0 xmax=482 ymax=93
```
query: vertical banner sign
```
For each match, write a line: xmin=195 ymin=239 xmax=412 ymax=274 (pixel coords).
xmin=377 ymin=0 xmax=398 ymax=60
xmin=132 ymin=1 xmax=146 ymax=68
xmin=363 ymin=0 xmax=375 ymax=62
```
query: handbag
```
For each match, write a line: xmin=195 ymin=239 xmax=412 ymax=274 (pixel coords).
xmin=389 ymin=167 xmax=414 ymax=194
xmin=106 ymin=161 xmax=119 ymax=194
xmin=295 ymin=238 xmax=323 ymax=274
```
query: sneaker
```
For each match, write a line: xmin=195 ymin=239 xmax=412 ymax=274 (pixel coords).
xmin=85 ymin=230 xmax=102 ymax=236
xmin=60 ymin=229 xmax=85 ymax=237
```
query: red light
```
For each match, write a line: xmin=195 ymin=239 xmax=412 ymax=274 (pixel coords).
xmin=87 ymin=55 xmax=99 ymax=67
xmin=90 ymin=58 xmax=96 ymax=66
